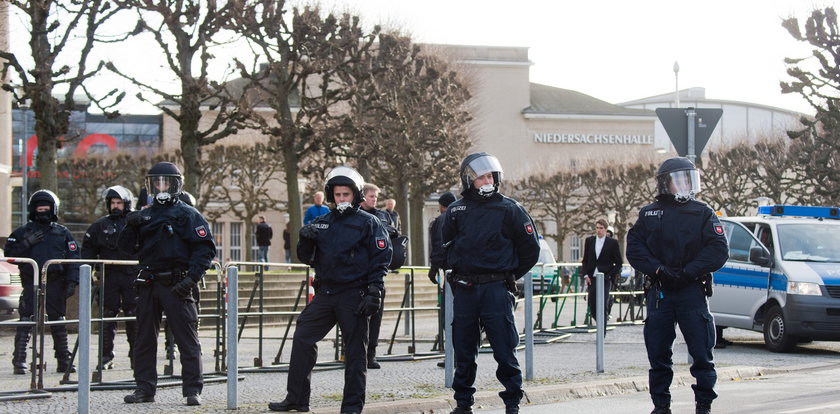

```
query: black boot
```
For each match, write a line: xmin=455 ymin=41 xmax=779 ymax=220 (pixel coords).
xmin=99 ymin=310 xmax=117 ymax=370
xmin=51 ymin=322 xmax=75 ymax=373
xmin=696 ymin=401 xmax=712 ymax=414
xmin=12 ymin=327 xmax=31 ymax=375
xmin=651 ymin=403 xmax=672 ymax=414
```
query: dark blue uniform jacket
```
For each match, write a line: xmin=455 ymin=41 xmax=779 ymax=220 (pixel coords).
xmin=117 ymin=201 xmax=216 ymax=281
xmin=5 ymin=221 xmax=81 ymax=285
xmin=442 ymin=192 xmax=540 ymax=279
xmin=82 ymin=215 xmax=138 ymax=275
xmin=626 ymin=195 xmax=729 ymax=286
xmin=297 ymin=208 xmax=392 ymax=293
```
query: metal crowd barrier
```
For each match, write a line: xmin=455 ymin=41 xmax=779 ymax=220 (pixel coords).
xmin=0 ymin=256 xmax=51 ymax=401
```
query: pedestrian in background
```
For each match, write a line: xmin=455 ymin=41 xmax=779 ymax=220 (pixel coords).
xmin=384 ymin=198 xmax=401 ymax=233
xmin=81 ymin=185 xmax=138 ymax=370
xmin=443 ymin=152 xmax=540 ymax=414
xmin=119 ymin=162 xmax=216 ymax=406
xmin=283 ymin=222 xmax=292 ymax=263
xmin=256 ymin=215 xmax=273 ymax=263
xmin=581 ymin=218 xmax=623 ymax=335
xmin=5 ymin=190 xmax=80 ymax=375
xmin=627 ymin=157 xmax=728 ymax=414
xmin=359 ymin=183 xmax=399 ymax=369
xmin=428 ymin=192 xmax=455 ymax=285
xmin=303 ymin=191 xmax=330 ymax=225
xmin=268 ymin=166 xmax=391 ymax=414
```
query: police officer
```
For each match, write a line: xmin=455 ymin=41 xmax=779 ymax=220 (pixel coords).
xmin=118 ymin=162 xmax=215 ymax=406
xmin=81 ymin=185 xmax=138 ymax=370
xmin=269 ymin=166 xmax=391 ymax=414
xmin=443 ymin=153 xmax=540 ymax=414
xmin=359 ymin=182 xmax=399 ymax=370
xmin=5 ymin=190 xmax=80 ymax=374
xmin=626 ymin=157 xmax=728 ymax=414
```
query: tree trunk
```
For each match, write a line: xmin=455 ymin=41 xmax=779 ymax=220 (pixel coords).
xmin=408 ymin=188 xmax=426 ymax=267
xmin=283 ymin=149 xmax=302 ymax=263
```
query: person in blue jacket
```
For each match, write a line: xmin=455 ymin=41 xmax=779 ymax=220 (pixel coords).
xmin=269 ymin=166 xmax=392 ymax=414
xmin=5 ymin=189 xmax=80 ymax=375
xmin=443 ymin=152 xmax=540 ymax=414
xmin=119 ymin=162 xmax=216 ymax=407
xmin=626 ymin=157 xmax=728 ymax=414
xmin=303 ymin=191 xmax=330 ymax=225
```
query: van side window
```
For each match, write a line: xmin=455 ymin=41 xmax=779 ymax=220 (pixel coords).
xmin=757 ymin=224 xmax=775 ymax=257
xmin=726 ymin=222 xmax=757 ymax=263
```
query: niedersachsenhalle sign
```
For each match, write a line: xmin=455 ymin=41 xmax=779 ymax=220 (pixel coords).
xmin=533 ymin=132 xmax=654 ymax=145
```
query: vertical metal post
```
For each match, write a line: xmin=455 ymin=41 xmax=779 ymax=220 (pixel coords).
xmin=403 ymin=273 xmax=410 ymax=336
xmin=78 ymin=265 xmax=91 ymax=414
xmin=595 ymin=272 xmax=604 ymax=373
xmin=444 ymin=277 xmax=454 ymax=388
xmin=524 ymin=270 xmax=534 ymax=380
xmin=227 ymin=266 xmax=238 ymax=409
xmin=686 ymin=108 xmax=696 ymax=163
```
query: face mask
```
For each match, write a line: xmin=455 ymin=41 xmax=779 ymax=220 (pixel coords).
xmin=477 ymin=184 xmax=495 ymax=197
xmin=34 ymin=210 xmax=52 ymax=224
xmin=336 ymin=202 xmax=352 ymax=213
xmin=155 ymin=192 xmax=171 ymax=204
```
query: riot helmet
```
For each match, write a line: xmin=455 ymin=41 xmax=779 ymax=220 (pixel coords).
xmin=460 ymin=152 xmax=503 ymax=197
xmin=656 ymin=157 xmax=701 ymax=203
xmin=103 ymin=185 xmax=133 ymax=218
xmin=28 ymin=189 xmax=60 ymax=223
xmin=146 ymin=162 xmax=183 ymax=205
xmin=324 ymin=166 xmax=365 ymax=213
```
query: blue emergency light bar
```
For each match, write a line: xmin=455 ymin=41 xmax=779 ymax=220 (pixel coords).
xmin=758 ymin=205 xmax=840 ymax=219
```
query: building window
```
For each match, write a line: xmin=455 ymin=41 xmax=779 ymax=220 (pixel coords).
xmin=230 ymin=222 xmax=242 ymax=262
xmin=570 ymin=234 xmax=581 ymax=262
xmin=212 ymin=222 xmax=224 ymax=262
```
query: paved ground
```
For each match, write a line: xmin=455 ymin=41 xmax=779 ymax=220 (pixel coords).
xmin=0 ymin=296 xmax=838 ymax=413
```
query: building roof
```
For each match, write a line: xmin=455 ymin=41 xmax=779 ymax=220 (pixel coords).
xmin=619 ymin=87 xmax=804 ymax=116
xmin=524 ymin=83 xmax=653 ymax=117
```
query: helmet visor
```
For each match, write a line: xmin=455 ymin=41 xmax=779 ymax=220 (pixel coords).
xmin=463 ymin=155 xmax=503 ymax=183
xmin=665 ymin=169 xmax=701 ymax=197
xmin=146 ymin=176 xmax=182 ymax=201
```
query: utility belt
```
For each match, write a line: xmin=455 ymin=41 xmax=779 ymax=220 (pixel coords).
xmin=447 ymin=271 xmax=516 ymax=292
xmin=644 ymin=272 xmax=713 ymax=297
xmin=135 ymin=269 xmax=187 ymax=288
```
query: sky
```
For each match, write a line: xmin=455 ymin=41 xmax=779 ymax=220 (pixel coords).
xmin=5 ymin=0 xmax=832 ymax=115
xmin=313 ymin=0 xmax=831 ymax=115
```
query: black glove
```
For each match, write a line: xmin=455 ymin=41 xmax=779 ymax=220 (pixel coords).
xmin=679 ymin=269 xmax=697 ymax=282
xmin=428 ymin=267 xmax=439 ymax=285
xmin=126 ymin=211 xmax=146 ymax=227
xmin=22 ymin=230 xmax=45 ymax=248
xmin=355 ymin=285 xmax=383 ymax=316
xmin=657 ymin=266 xmax=680 ymax=285
xmin=172 ymin=277 xmax=196 ymax=297
xmin=385 ymin=225 xmax=398 ymax=239
xmin=299 ymin=224 xmax=319 ymax=240
xmin=64 ymin=282 xmax=77 ymax=299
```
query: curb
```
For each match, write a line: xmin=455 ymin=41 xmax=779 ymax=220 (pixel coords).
xmin=348 ymin=362 xmax=840 ymax=414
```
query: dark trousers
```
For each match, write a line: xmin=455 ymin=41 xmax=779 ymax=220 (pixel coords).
xmin=367 ymin=288 xmax=385 ymax=359
xmin=101 ymin=272 xmax=137 ymax=359
xmin=452 ymin=281 xmax=522 ymax=408
xmin=133 ymin=280 xmax=203 ymax=397
xmin=644 ymin=283 xmax=717 ymax=406
xmin=586 ymin=276 xmax=613 ymax=330
xmin=17 ymin=281 xmax=71 ymax=360
xmin=286 ymin=287 xmax=369 ymax=413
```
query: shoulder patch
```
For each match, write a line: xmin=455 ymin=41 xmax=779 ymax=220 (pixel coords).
xmin=714 ymin=224 xmax=724 ymax=235
xmin=68 ymin=241 xmax=78 ymax=251
xmin=195 ymin=225 xmax=208 ymax=238
xmin=524 ymin=222 xmax=534 ymax=234
xmin=376 ymin=237 xmax=387 ymax=250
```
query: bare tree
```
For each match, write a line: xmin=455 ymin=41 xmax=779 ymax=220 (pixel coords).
xmin=345 ymin=33 xmax=473 ymax=264
xmin=512 ymin=170 xmax=584 ymax=262
xmin=0 ymin=0 xmax=126 ymax=192
xmin=781 ymin=7 xmax=840 ymax=204
xmin=107 ymin=0 xmax=257 ymax=199
xmin=227 ymin=1 xmax=379 ymax=261
xmin=701 ymin=143 xmax=758 ymax=216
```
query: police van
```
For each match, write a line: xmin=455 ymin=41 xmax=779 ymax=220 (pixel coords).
xmin=710 ymin=205 xmax=840 ymax=352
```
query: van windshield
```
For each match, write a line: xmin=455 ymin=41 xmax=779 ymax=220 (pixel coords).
xmin=777 ymin=223 xmax=840 ymax=262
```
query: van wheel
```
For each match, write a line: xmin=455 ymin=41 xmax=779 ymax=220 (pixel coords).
xmin=763 ymin=305 xmax=797 ymax=353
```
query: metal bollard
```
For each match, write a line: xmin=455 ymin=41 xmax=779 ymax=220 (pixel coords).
xmin=524 ymin=271 xmax=534 ymax=380
xmin=595 ymin=271 xmax=604 ymax=373
xmin=444 ymin=277 xmax=454 ymax=388
xmin=78 ymin=265 xmax=91 ymax=413
xmin=227 ymin=266 xmax=239 ymax=409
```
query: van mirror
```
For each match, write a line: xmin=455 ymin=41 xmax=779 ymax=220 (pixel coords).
xmin=749 ymin=246 xmax=772 ymax=267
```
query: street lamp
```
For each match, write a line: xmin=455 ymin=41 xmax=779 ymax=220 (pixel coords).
xmin=673 ymin=61 xmax=680 ymax=108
